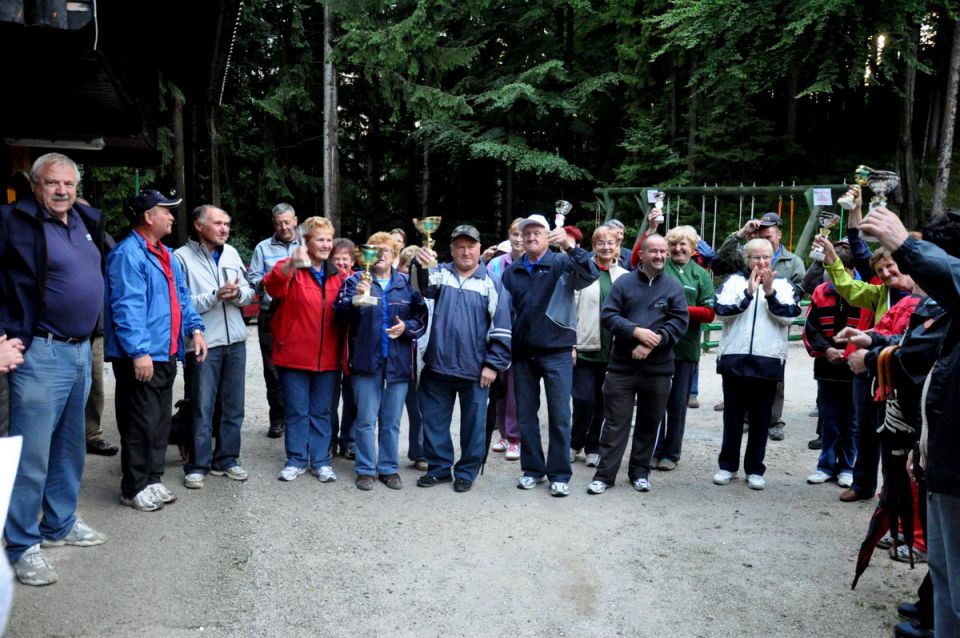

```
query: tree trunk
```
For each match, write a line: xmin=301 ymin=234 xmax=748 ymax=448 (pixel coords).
xmin=322 ymin=3 xmax=341 ymax=233
xmin=895 ymin=28 xmax=921 ymax=229
xmin=171 ymin=84 xmax=188 ymax=246
xmin=686 ymin=53 xmax=698 ymax=174
xmin=932 ymin=18 xmax=960 ymax=219
xmin=420 ymin=141 xmax=430 ymax=216
xmin=785 ymin=72 xmax=798 ymax=145
xmin=209 ymin=104 xmax=222 ymax=207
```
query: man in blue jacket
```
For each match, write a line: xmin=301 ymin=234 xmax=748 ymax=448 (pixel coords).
xmin=412 ymin=225 xmax=512 ymax=492
xmin=105 ymin=189 xmax=208 ymax=512
xmin=501 ymin=213 xmax=599 ymax=497
xmin=1 ymin=153 xmax=108 ymax=586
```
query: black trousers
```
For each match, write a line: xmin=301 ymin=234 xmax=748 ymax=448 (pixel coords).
xmin=257 ymin=317 xmax=285 ymax=429
xmin=571 ymin=360 xmax=606 ymax=455
xmin=113 ymin=358 xmax=177 ymax=499
xmin=718 ymin=374 xmax=777 ymax=476
xmin=594 ymin=371 xmax=671 ymax=485
xmin=655 ymin=359 xmax=696 ymax=462
xmin=851 ymin=373 xmax=880 ymax=497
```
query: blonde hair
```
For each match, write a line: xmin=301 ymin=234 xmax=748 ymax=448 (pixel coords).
xmin=367 ymin=231 xmax=401 ymax=255
xmin=591 ymin=225 xmax=614 ymax=245
xmin=508 ymin=217 xmax=524 ymax=235
xmin=665 ymin=225 xmax=699 ymax=251
xmin=302 ymin=216 xmax=334 ymax=240
xmin=398 ymin=245 xmax=420 ymax=269
xmin=743 ymin=238 xmax=774 ymax=265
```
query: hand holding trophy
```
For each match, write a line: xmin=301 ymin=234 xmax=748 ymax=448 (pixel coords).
xmin=352 ymin=244 xmax=385 ymax=307
xmin=554 ymin=200 xmax=572 ymax=229
xmin=809 ymin=211 xmax=841 ymax=262
xmin=851 ymin=165 xmax=900 ymax=241
xmin=651 ymin=191 xmax=666 ymax=224
xmin=413 ymin=216 xmax=442 ymax=267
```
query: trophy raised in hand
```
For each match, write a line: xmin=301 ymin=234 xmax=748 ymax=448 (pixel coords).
xmin=854 ymin=165 xmax=900 ymax=241
xmin=554 ymin=200 xmax=572 ymax=229
xmin=352 ymin=244 xmax=385 ymax=307
xmin=651 ymin=191 xmax=666 ymax=224
xmin=837 ymin=185 xmax=860 ymax=211
xmin=292 ymin=225 xmax=312 ymax=268
xmin=809 ymin=212 xmax=842 ymax=262
xmin=413 ymin=216 xmax=442 ymax=267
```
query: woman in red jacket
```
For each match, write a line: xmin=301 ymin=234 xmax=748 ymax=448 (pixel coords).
xmin=265 ymin=217 xmax=346 ymax=483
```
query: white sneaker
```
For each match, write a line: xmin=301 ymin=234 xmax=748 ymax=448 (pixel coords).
xmin=570 ymin=448 xmax=580 ymax=463
xmin=491 ymin=435 xmax=508 ymax=453
xmin=585 ymin=453 xmax=600 ymax=467
xmin=40 ymin=516 xmax=106 ymax=547
xmin=315 ymin=466 xmax=337 ymax=483
xmin=517 ymin=475 xmax=546 ymax=490
xmin=147 ymin=483 xmax=177 ymax=504
xmin=632 ymin=477 xmax=652 ymax=492
xmin=211 ymin=466 xmax=249 ymax=481
xmin=121 ymin=487 xmax=164 ymax=512
xmin=807 ymin=471 xmax=831 ymax=484
xmin=184 ymin=473 xmax=205 ymax=489
xmin=14 ymin=545 xmax=57 ymax=586
xmin=505 ymin=440 xmax=521 ymax=461
xmin=713 ymin=470 xmax=736 ymax=485
xmin=586 ymin=480 xmax=607 ymax=495
xmin=549 ymin=482 xmax=570 ymax=497
xmin=747 ymin=474 xmax=766 ymax=490
xmin=278 ymin=466 xmax=307 ymax=482
xmin=837 ymin=472 xmax=854 ymax=488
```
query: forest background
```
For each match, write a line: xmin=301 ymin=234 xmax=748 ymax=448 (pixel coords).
xmin=84 ymin=0 xmax=960 ymax=260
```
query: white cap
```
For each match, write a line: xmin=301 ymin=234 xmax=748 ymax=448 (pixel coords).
xmin=517 ymin=214 xmax=550 ymax=232
xmin=496 ymin=240 xmax=511 ymax=253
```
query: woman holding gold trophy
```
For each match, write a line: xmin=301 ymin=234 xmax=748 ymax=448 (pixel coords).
xmin=264 ymin=217 xmax=347 ymax=484
xmin=335 ymin=231 xmax=428 ymax=491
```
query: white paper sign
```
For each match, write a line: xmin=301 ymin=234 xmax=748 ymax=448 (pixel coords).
xmin=0 ymin=436 xmax=23 ymax=529
xmin=813 ymin=188 xmax=833 ymax=206
xmin=647 ymin=190 xmax=660 ymax=204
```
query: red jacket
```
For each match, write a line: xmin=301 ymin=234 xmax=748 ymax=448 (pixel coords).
xmin=265 ymin=258 xmax=345 ymax=372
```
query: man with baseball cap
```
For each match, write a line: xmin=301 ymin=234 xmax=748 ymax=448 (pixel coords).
xmin=105 ymin=188 xmax=208 ymax=512
xmin=716 ymin=211 xmax=805 ymax=441
xmin=413 ymin=225 xmax=512 ymax=492
xmin=501 ymin=213 xmax=599 ymax=496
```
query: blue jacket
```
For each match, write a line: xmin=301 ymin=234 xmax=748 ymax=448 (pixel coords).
xmin=0 ymin=196 xmax=106 ymax=348
xmin=104 ymin=230 xmax=205 ymax=362
xmin=501 ymin=247 xmax=599 ymax=356
xmin=415 ymin=261 xmax=512 ymax=380
xmin=334 ymin=269 xmax=427 ymax=382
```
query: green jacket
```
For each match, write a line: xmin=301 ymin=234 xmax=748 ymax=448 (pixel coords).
xmin=824 ymin=258 xmax=890 ymax=325
xmin=664 ymin=259 xmax=715 ymax=361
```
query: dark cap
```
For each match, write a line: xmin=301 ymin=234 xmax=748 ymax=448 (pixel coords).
xmin=127 ymin=189 xmax=182 ymax=217
xmin=758 ymin=212 xmax=782 ymax=227
xmin=451 ymin=224 xmax=481 ymax=242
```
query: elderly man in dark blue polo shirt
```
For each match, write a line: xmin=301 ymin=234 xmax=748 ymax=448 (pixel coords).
xmin=0 ymin=153 xmax=108 ymax=587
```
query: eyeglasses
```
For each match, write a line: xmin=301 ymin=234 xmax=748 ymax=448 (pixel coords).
xmin=594 ymin=240 xmax=618 ymax=248
xmin=747 ymin=255 xmax=772 ymax=262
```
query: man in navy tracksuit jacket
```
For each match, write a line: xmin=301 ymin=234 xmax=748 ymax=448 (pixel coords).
xmin=412 ymin=225 xmax=512 ymax=492
xmin=501 ymin=214 xmax=599 ymax=496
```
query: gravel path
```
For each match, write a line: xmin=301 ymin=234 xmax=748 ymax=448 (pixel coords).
xmin=5 ymin=329 xmax=923 ymax=637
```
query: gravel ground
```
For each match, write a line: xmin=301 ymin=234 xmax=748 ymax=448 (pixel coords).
xmin=5 ymin=328 xmax=923 ymax=637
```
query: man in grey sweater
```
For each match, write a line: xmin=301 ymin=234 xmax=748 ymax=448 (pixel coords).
xmin=174 ymin=205 xmax=256 ymax=489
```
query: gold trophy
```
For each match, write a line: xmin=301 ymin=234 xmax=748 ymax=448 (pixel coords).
xmin=413 ymin=216 xmax=442 ymax=267
xmin=809 ymin=212 xmax=842 ymax=262
xmin=352 ymin=244 xmax=385 ymax=307
xmin=837 ymin=185 xmax=860 ymax=211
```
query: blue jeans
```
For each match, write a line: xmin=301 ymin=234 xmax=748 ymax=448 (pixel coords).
xmin=690 ymin=363 xmax=699 ymax=397
xmin=186 ymin=342 xmax=246 ymax=474
xmin=851 ymin=372 xmax=879 ymax=496
xmin=352 ymin=372 xmax=407 ymax=477
xmin=513 ymin=350 xmax=573 ymax=483
xmin=406 ymin=383 xmax=425 ymax=461
xmin=816 ymin=379 xmax=857 ymax=475
xmin=928 ymin=492 xmax=960 ymax=635
xmin=419 ymin=369 xmax=489 ymax=481
xmin=278 ymin=367 xmax=338 ymax=469
xmin=5 ymin=338 xmax=91 ymax=562
xmin=330 ymin=372 xmax=355 ymax=448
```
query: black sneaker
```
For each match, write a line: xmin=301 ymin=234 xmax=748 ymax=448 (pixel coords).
xmin=807 ymin=437 xmax=822 ymax=450
xmin=416 ymin=474 xmax=453 ymax=488
xmin=267 ymin=424 xmax=284 ymax=439
xmin=453 ymin=478 xmax=472 ymax=493
xmin=86 ymin=438 xmax=119 ymax=456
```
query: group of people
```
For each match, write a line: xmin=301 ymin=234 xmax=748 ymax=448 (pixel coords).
xmin=1 ymin=152 xmax=957 ymax=638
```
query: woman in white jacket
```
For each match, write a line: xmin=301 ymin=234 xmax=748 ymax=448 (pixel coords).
xmin=712 ymin=238 xmax=801 ymax=490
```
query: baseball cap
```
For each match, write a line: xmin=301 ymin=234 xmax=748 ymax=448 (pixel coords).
xmin=127 ymin=189 xmax=182 ymax=217
xmin=450 ymin=224 xmax=481 ymax=242
xmin=517 ymin=214 xmax=550 ymax=232
xmin=758 ymin=212 xmax=782 ymax=227
xmin=563 ymin=225 xmax=583 ymax=243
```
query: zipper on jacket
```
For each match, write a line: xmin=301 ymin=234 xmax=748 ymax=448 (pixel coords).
xmin=748 ymin=289 xmax=759 ymax=355
xmin=318 ymin=276 xmax=326 ymax=370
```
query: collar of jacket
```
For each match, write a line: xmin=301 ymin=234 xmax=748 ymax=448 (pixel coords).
xmin=14 ymin=195 xmax=101 ymax=229
xmin=634 ymin=267 xmax=662 ymax=284
xmin=441 ymin=260 xmax=490 ymax=280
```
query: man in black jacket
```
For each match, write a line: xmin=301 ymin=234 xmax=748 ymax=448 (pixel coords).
xmin=588 ymin=234 xmax=688 ymax=494
xmin=861 ymin=207 xmax=960 ymax=637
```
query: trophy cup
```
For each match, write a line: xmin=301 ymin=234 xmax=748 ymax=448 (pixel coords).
xmin=809 ymin=212 xmax=842 ymax=262
xmin=292 ymin=225 xmax=312 ymax=269
xmin=352 ymin=244 xmax=385 ymax=307
xmin=651 ymin=191 xmax=666 ymax=224
xmin=555 ymin=200 xmax=572 ymax=229
xmin=837 ymin=185 xmax=860 ymax=211
xmin=854 ymin=165 xmax=900 ymax=241
xmin=413 ymin=216 xmax=442 ymax=267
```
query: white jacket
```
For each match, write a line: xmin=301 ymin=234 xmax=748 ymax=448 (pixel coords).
xmin=574 ymin=263 xmax=628 ymax=352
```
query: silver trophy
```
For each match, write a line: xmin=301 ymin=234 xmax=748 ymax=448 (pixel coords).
xmin=855 ymin=165 xmax=900 ymax=242
xmin=554 ymin=200 xmax=572 ymax=229
xmin=809 ymin=212 xmax=842 ymax=262
xmin=651 ymin=191 xmax=665 ymax=224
